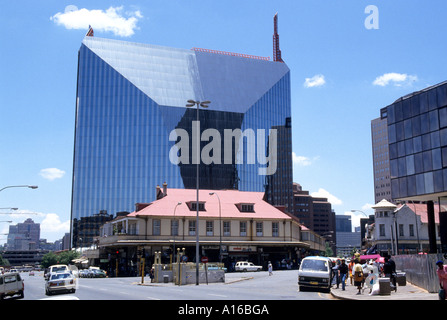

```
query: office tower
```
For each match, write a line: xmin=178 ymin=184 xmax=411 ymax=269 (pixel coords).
xmin=371 ymin=109 xmax=392 ymax=204
xmin=292 ymin=183 xmax=335 ymax=239
xmin=7 ymin=218 xmax=40 ymax=250
xmin=379 ymin=80 xmax=447 ymax=253
xmin=71 ymin=34 xmax=293 ymax=247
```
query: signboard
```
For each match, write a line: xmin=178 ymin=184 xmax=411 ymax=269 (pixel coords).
xmin=229 ymin=246 xmax=256 ymax=252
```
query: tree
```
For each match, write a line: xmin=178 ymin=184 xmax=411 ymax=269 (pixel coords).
xmin=324 ymin=242 xmax=333 ymax=257
xmin=58 ymin=250 xmax=80 ymax=265
xmin=0 ymin=254 xmax=10 ymax=266
xmin=41 ymin=252 xmax=58 ymax=269
xmin=41 ymin=250 xmax=80 ymax=269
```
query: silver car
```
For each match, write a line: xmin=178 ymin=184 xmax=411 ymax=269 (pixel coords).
xmin=45 ymin=272 xmax=76 ymax=295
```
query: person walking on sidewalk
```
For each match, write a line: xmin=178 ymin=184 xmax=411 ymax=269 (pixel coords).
xmin=339 ymin=259 xmax=349 ymax=291
xmin=353 ymin=259 xmax=364 ymax=295
xmin=348 ymin=259 xmax=355 ymax=286
xmin=436 ymin=260 xmax=447 ymax=300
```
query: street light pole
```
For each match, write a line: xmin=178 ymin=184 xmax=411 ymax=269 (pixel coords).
xmin=173 ymin=202 xmax=182 ymax=263
xmin=186 ymin=99 xmax=210 ymax=285
xmin=0 ymin=185 xmax=38 ymax=193
xmin=350 ymin=209 xmax=367 ymax=217
xmin=209 ymin=192 xmax=222 ymax=263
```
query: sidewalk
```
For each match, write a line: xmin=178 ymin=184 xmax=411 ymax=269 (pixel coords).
xmin=330 ymin=280 xmax=438 ymax=300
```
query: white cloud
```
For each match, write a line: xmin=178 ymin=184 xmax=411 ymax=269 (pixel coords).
xmin=304 ymin=74 xmax=326 ymax=88
xmin=41 ymin=213 xmax=70 ymax=234
xmin=373 ymin=72 xmax=418 ymax=87
xmin=311 ymin=188 xmax=342 ymax=206
xmin=39 ymin=168 xmax=66 ymax=181
xmin=51 ymin=6 xmax=142 ymax=37
xmin=347 ymin=204 xmax=374 ymax=231
xmin=292 ymin=152 xmax=319 ymax=167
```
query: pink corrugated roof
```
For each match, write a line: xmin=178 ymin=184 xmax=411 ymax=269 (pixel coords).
xmin=397 ymin=203 xmax=440 ymax=224
xmin=127 ymin=188 xmax=292 ymax=220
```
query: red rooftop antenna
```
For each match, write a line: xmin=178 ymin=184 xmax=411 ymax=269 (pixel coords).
xmin=273 ymin=13 xmax=283 ymax=62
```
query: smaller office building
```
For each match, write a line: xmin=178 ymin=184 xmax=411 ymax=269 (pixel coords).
xmin=370 ymin=199 xmax=441 ymax=254
xmin=96 ymin=186 xmax=325 ymax=275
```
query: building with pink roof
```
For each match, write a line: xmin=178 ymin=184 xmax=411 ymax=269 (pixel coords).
xmin=370 ymin=199 xmax=441 ymax=254
xmin=96 ymin=185 xmax=326 ymax=275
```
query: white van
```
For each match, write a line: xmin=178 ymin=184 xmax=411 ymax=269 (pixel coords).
xmin=0 ymin=272 xmax=24 ymax=300
xmin=298 ymin=256 xmax=332 ymax=293
xmin=234 ymin=261 xmax=262 ymax=272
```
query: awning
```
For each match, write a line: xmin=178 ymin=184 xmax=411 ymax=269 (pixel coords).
xmin=360 ymin=254 xmax=381 ymax=261
xmin=72 ymin=258 xmax=89 ymax=264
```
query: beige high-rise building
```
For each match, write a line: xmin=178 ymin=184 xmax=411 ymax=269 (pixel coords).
xmin=371 ymin=108 xmax=392 ymax=204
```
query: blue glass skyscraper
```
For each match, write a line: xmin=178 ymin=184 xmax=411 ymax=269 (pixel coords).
xmin=71 ymin=36 xmax=292 ymax=247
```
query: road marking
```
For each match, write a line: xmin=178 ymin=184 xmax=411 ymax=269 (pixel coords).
xmin=208 ymin=293 xmax=227 ymax=298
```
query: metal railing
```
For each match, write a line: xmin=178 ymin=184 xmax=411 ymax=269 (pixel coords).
xmin=394 ymin=254 xmax=444 ymax=293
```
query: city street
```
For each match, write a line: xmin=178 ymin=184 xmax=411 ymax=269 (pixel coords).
xmin=20 ymin=270 xmax=333 ymax=301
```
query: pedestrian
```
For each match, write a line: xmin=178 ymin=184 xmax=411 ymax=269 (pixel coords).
xmin=348 ymin=259 xmax=355 ymax=285
xmin=149 ymin=267 xmax=154 ymax=283
xmin=338 ymin=259 xmax=349 ymax=291
xmin=268 ymin=261 xmax=273 ymax=276
xmin=353 ymin=259 xmax=364 ymax=295
xmin=383 ymin=256 xmax=397 ymax=291
xmin=332 ymin=260 xmax=340 ymax=288
xmin=365 ymin=269 xmax=378 ymax=294
xmin=436 ymin=260 xmax=447 ymax=300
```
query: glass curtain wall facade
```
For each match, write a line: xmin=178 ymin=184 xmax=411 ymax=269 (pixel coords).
xmin=71 ymin=37 xmax=293 ymax=247
xmin=385 ymin=81 xmax=447 ymax=200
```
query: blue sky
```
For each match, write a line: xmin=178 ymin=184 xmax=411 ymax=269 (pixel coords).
xmin=1 ymin=1 xmax=447 ymax=244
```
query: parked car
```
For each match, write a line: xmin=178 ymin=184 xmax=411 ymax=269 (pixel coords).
xmin=91 ymin=269 xmax=107 ymax=278
xmin=0 ymin=272 xmax=24 ymax=300
xmin=45 ymin=272 xmax=76 ymax=295
xmin=298 ymin=256 xmax=333 ymax=293
xmin=207 ymin=263 xmax=227 ymax=272
xmin=78 ymin=269 xmax=87 ymax=278
xmin=234 ymin=261 xmax=262 ymax=272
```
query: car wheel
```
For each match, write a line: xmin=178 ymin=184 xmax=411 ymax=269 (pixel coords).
xmin=19 ymin=290 xmax=24 ymax=299
xmin=243 ymin=269 xmax=247 ymax=272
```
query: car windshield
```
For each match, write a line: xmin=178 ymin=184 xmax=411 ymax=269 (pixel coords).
xmin=301 ymin=259 xmax=328 ymax=272
xmin=50 ymin=273 xmax=72 ymax=280
xmin=52 ymin=267 xmax=67 ymax=273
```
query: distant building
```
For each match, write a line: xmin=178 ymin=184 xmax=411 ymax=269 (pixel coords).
xmin=292 ymin=183 xmax=336 ymax=247
xmin=371 ymin=110 xmax=392 ymax=204
xmin=336 ymin=215 xmax=352 ymax=232
xmin=7 ymin=218 xmax=40 ymax=251
xmin=336 ymin=232 xmax=361 ymax=257
xmin=62 ymin=233 xmax=71 ymax=250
